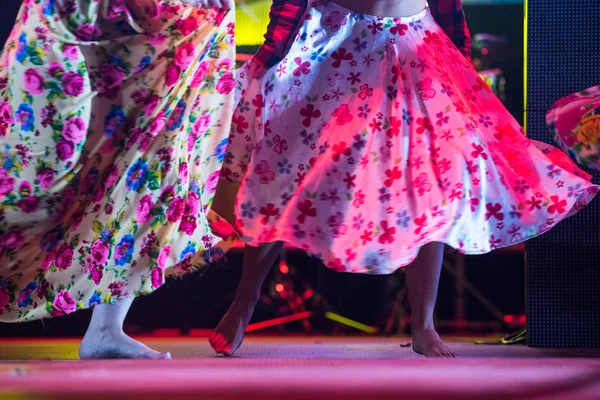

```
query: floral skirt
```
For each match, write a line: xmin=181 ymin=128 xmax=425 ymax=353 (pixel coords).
xmin=0 ymin=0 xmax=237 ymax=321
xmin=547 ymin=84 xmax=600 ymax=170
xmin=219 ymin=0 xmax=597 ymax=274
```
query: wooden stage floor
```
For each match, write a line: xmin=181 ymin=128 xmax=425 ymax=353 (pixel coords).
xmin=0 ymin=336 xmax=599 ymax=399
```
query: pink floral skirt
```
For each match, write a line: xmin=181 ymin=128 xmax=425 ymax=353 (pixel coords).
xmin=221 ymin=0 xmax=597 ymax=274
xmin=0 ymin=0 xmax=236 ymax=321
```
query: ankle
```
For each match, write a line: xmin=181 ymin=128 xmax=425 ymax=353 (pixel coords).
xmin=86 ymin=322 xmax=124 ymax=337
xmin=410 ymin=317 xmax=435 ymax=333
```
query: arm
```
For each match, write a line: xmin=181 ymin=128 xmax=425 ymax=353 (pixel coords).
xmin=428 ymin=0 xmax=472 ymax=60
xmin=252 ymin=0 xmax=308 ymax=69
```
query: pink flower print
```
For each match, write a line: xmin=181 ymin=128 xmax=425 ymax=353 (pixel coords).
xmin=297 ymin=200 xmax=317 ymax=224
xmin=384 ymin=167 xmax=402 ymax=187
xmin=390 ymin=20 xmax=408 ymax=36
xmin=24 ymin=68 xmax=45 ymax=95
xmin=157 ymin=245 xmax=172 ymax=270
xmin=0 ymin=167 xmax=15 ymax=197
xmin=0 ymin=102 xmax=14 ymax=136
xmin=177 ymin=16 xmax=199 ymax=36
xmin=106 ymin=0 xmax=127 ymax=19
xmin=331 ymin=141 xmax=352 ymax=162
xmin=151 ymin=268 xmax=164 ymax=289
xmin=216 ymin=72 xmax=235 ymax=94
xmin=36 ymin=168 xmax=54 ymax=189
xmin=137 ymin=194 xmax=154 ymax=223
xmin=74 ymin=24 xmax=101 ymax=41
xmin=272 ymin=135 xmax=288 ymax=154
xmin=61 ymin=72 xmax=84 ymax=97
xmin=91 ymin=240 xmax=110 ymax=265
xmin=179 ymin=216 xmax=197 ymax=235
xmin=360 ymin=229 xmax=373 ymax=245
xmin=415 ymin=117 xmax=433 ymax=134
xmin=62 ymin=116 xmax=86 ymax=144
xmin=165 ymin=65 xmax=181 ymax=87
xmin=547 ymin=195 xmax=567 ymax=214
xmin=191 ymin=61 xmax=209 ymax=88
xmin=167 ymin=196 xmax=186 ymax=222
xmin=485 ymin=203 xmax=505 ymax=221
xmin=300 ymin=104 xmax=321 ymax=128
xmin=414 ymin=214 xmax=428 ymax=235
xmin=423 ymin=30 xmax=443 ymax=47
xmin=1 ymin=229 xmax=25 ymax=249
xmin=293 ymin=57 xmax=311 ymax=77
xmin=174 ymin=42 xmax=195 ymax=69
xmin=328 ymin=212 xmax=348 ymax=237
xmin=417 ymin=77 xmax=436 ymax=100
xmin=413 ymin=173 xmax=432 ymax=196
xmin=331 ymin=48 xmax=353 ymax=68
xmin=50 ymin=290 xmax=76 ymax=317
xmin=437 ymin=158 xmax=452 ymax=175
xmin=259 ymin=203 xmax=279 ymax=225
xmin=56 ymin=140 xmax=74 ymax=161
xmin=386 ymin=116 xmax=402 ymax=137
xmin=332 ymin=104 xmax=353 ymax=126
xmin=368 ymin=20 xmax=383 ymax=35
xmin=55 ymin=243 xmax=74 ymax=270
xmin=471 ymin=143 xmax=488 ymax=160
xmin=323 ymin=11 xmax=347 ymax=32
xmin=62 ymin=44 xmax=79 ymax=61
xmin=255 ymin=160 xmax=276 ymax=184
xmin=470 ymin=197 xmax=480 ymax=212
xmin=378 ymin=221 xmax=396 ymax=244
xmin=233 ymin=114 xmax=250 ymax=133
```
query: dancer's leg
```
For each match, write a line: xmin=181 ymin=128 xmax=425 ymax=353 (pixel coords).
xmin=405 ymin=242 xmax=457 ymax=357
xmin=210 ymin=241 xmax=284 ymax=355
xmin=79 ymin=297 xmax=171 ymax=359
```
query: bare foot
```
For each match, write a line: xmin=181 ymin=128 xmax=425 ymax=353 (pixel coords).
xmin=79 ymin=328 xmax=171 ymax=360
xmin=210 ymin=300 xmax=256 ymax=356
xmin=412 ymin=329 xmax=457 ymax=357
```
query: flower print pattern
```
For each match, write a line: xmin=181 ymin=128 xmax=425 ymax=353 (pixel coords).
xmin=222 ymin=1 xmax=596 ymax=275
xmin=0 ymin=0 xmax=237 ymax=321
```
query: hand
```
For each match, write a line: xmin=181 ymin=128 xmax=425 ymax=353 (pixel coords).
xmin=186 ymin=0 xmax=234 ymax=10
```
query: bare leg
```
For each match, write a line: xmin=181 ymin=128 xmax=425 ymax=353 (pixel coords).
xmin=79 ymin=297 xmax=171 ymax=360
xmin=210 ymin=241 xmax=284 ymax=355
xmin=405 ymin=242 xmax=457 ymax=357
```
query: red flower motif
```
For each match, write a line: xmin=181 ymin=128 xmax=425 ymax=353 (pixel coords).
xmin=416 ymin=117 xmax=433 ymax=134
xmin=390 ymin=20 xmax=408 ymax=36
xmin=378 ymin=221 xmax=396 ymax=244
xmin=293 ymin=57 xmax=311 ymax=76
xmin=331 ymin=141 xmax=352 ymax=162
xmin=297 ymin=199 xmax=317 ymax=223
xmin=300 ymin=104 xmax=322 ymax=128
xmin=232 ymin=114 xmax=249 ymax=134
xmin=259 ymin=203 xmax=279 ymax=225
xmin=331 ymin=48 xmax=354 ymax=68
xmin=471 ymin=143 xmax=488 ymax=160
xmin=386 ymin=116 xmax=402 ymax=137
xmin=384 ymin=166 xmax=402 ymax=187
xmin=252 ymin=94 xmax=265 ymax=117
xmin=485 ymin=203 xmax=505 ymax=221
xmin=547 ymin=196 xmax=567 ymax=214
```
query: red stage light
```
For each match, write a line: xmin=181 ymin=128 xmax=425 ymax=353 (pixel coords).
xmin=279 ymin=262 xmax=289 ymax=274
xmin=275 ymin=283 xmax=284 ymax=293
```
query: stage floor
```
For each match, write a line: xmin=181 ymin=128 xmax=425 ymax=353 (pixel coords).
xmin=1 ymin=336 xmax=599 ymax=399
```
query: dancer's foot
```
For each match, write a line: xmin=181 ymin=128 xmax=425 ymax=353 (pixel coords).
xmin=210 ymin=299 xmax=256 ymax=356
xmin=411 ymin=328 xmax=457 ymax=357
xmin=79 ymin=328 xmax=171 ymax=360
